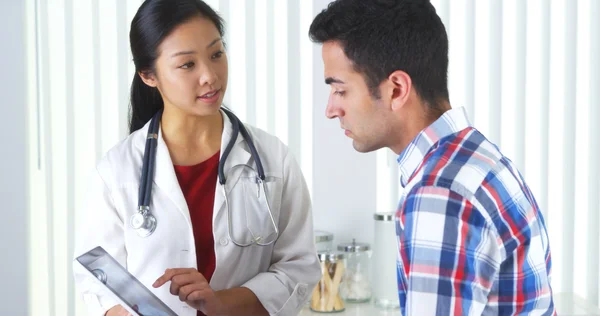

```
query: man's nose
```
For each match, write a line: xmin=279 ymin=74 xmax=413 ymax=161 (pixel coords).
xmin=325 ymin=96 xmax=343 ymax=119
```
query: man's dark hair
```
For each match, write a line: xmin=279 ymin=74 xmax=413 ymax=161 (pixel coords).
xmin=309 ymin=0 xmax=449 ymax=111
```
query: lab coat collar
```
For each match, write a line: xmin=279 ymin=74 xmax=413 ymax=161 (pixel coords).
xmin=135 ymin=109 xmax=252 ymax=226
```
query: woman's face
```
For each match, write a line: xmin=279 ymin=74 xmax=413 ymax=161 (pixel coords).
xmin=141 ymin=16 xmax=228 ymax=117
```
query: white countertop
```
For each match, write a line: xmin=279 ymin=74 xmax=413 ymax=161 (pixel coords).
xmin=299 ymin=293 xmax=600 ymax=315
xmin=299 ymin=301 xmax=400 ymax=316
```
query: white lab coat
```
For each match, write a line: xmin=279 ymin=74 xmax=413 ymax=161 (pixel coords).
xmin=73 ymin=110 xmax=321 ymax=316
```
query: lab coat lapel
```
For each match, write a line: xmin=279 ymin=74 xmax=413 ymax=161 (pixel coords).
xmin=133 ymin=119 xmax=192 ymax=226
xmin=152 ymin=126 xmax=192 ymax=225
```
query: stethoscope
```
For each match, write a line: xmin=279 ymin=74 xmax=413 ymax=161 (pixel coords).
xmin=130 ymin=107 xmax=279 ymax=247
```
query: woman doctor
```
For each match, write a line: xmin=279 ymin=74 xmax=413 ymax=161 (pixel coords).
xmin=72 ymin=0 xmax=321 ymax=315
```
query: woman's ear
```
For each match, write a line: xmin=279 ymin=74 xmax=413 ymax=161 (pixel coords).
xmin=138 ymin=70 xmax=158 ymax=88
xmin=387 ymin=70 xmax=412 ymax=111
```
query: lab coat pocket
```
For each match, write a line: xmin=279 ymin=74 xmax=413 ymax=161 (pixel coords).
xmin=228 ymin=174 xmax=282 ymax=246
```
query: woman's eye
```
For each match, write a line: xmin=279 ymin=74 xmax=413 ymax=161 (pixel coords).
xmin=211 ymin=50 xmax=224 ymax=60
xmin=180 ymin=62 xmax=194 ymax=69
xmin=334 ymin=90 xmax=345 ymax=96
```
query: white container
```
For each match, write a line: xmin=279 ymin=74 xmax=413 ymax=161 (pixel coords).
xmin=372 ymin=212 xmax=400 ymax=309
xmin=337 ymin=239 xmax=372 ymax=303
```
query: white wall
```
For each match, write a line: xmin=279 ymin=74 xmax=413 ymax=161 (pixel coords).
xmin=0 ymin=1 xmax=29 ymax=314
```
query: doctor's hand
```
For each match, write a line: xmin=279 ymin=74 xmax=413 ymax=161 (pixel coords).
xmin=153 ymin=268 xmax=225 ymax=316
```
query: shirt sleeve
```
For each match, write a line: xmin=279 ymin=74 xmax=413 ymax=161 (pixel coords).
xmin=397 ymin=185 xmax=502 ymax=315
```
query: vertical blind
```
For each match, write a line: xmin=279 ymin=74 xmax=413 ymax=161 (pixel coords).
xmin=26 ymin=0 xmax=599 ymax=315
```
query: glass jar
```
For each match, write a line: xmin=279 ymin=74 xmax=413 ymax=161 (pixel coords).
xmin=314 ymin=230 xmax=334 ymax=252
xmin=337 ymin=239 xmax=372 ymax=303
xmin=372 ymin=212 xmax=400 ymax=309
xmin=310 ymin=251 xmax=346 ymax=313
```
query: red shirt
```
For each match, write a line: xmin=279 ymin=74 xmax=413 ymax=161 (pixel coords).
xmin=173 ymin=151 xmax=220 ymax=316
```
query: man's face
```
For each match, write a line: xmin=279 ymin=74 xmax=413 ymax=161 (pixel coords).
xmin=322 ymin=41 xmax=392 ymax=153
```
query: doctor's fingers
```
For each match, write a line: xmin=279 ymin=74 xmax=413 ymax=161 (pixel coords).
xmin=177 ymin=282 xmax=212 ymax=302
xmin=153 ymin=268 xmax=198 ymax=287
xmin=187 ymin=288 xmax=214 ymax=302
xmin=170 ymin=273 xmax=209 ymax=296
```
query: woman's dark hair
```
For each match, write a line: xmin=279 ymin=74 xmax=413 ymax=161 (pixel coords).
xmin=309 ymin=0 xmax=449 ymax=112
xmin=128 ymin=0 xmax=225 ymax=133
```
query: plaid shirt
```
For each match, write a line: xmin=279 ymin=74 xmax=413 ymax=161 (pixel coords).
xmin=395 ymin=107 xmax=555 ymax=315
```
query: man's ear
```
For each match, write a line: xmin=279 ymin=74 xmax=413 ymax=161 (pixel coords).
xmin=138 ymin=70 xmax=158 ymax=88
xmin=386 ymin=70 xmax=412 ymax=111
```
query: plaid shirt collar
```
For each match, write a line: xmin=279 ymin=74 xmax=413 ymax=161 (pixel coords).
xmin=396 ymin=107 xmax=472 ymax=188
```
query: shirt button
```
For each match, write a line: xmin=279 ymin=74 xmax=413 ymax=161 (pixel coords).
xmin=220 ymin=237 xmax=229 ymax=246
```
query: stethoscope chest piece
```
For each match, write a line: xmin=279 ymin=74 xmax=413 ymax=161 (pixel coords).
xmin=130 ymin=207 xmax=157 ymax=238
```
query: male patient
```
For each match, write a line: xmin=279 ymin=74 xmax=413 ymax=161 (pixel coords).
xmin=309 ymin=0 xmax=555 ymax=314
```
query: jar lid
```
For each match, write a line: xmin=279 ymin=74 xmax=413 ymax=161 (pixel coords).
xmin=317 ymin=250 xmax=345 ymax=262
xmin=337 ymin=239 xmax=371 ymax=252
xmin=373 ymin=212 xmax=394 ymax=221
xmin=314 ymin=230 xmax=334 ymax=243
